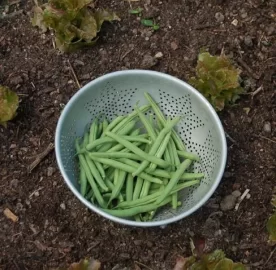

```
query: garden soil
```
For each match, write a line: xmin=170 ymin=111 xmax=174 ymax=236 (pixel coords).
xmin=0 ymin=0 xmax=275 ymax=269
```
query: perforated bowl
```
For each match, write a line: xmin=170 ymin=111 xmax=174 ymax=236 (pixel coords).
xmin=55 ymin=70 xmax=227 ymax=227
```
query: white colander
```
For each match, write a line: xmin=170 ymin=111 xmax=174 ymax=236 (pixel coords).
xmin=55 ymin=70 xmax=227 ymax=227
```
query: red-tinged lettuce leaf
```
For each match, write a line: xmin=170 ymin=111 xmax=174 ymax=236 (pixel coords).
xmin=58 ymin=258 xmax=101 ymax=270
xmin=173 ymin=256 xmax=197 ymax=270
xmin=201 ymin=250 xmax=225 ymax=270
xmin=0 ymin=86 xmax=19 ymax=127
xmin=189 ymin=52 xmax=244 ymax=111
xmin=267 ymin=213 xmax=276 ymax=245
xmin=31 ymin=0 xmax=119 ymax=52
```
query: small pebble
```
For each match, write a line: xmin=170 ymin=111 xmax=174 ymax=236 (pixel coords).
xmin=34 ymin=191 xmax=40 ymax=197
xmin=155 ymin=52 xmax=163 ymax=58
xmin=170 ymin=41 xmax=178 ymax=50
xmin=232 ymin=190 xmax=241 ymax=198
xmin=240 ymin=12 xmax=248 ymax=19
xmin=220 ymin=194 xmax=237 ymax=211
xmin=246 ymin=193 xmax=251 ymax=199
xmin=263 ymin=122 xmax=271 ymax=133
xmin=60 ymin=203 xmax=66 ymax=210
xmin=10 ymin=144 xmax=16 ymax=149
xmin=244 ymin=36 xmax=253 ymax=47
xmin=141 ymin=54 xmax=158 ymax=69
xmin=231 ymin=19 xmax=238 ymax=26
xmin=47 ymin=166 xmax=55 ymax=177
xmin=215 ymin=12 xmax=225 ymax=23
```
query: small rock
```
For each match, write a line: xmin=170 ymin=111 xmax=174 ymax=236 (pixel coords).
xmin=215 ymin=12 xmax=225 ymax=23
xmin=141 ymin=54 xmax=158 ymax=69
xmin=246 ymin=193 xmax=251 ymax=199
xmin=145 ymin=37 xmax=150 ymax=41
xmin=170 ymin=41 xmax=179 ymax=50
xmin=231 ymin=19 xmax=238 ymax=26
xmin=240 ymin=12 xmax=248 ymax=19
xmin=220 ymin=194 xmax=237 ymax=211
xmin=60 ymin=203 xmax=66 ymax=210
xmin=80 ymin=74 xmax=91 ymax=80
xmin=232 ymin=190 xmax=241 ymax=198
xmin=232 ymin=246 xmax=238 ymax=252
xmin=244 ymin=36 xmax=253 ymax=47
xmin=10 ymin=179 xmax=19 ymax=188
xmin=155 ymin=52 xmax=163 ymax=58
xmin=10 ymin=75 xmax=23 ymax=85
xmin=263 ymin=122 xmax=271 ymax=133
xmin=74 ymin=60 xmax=84 ymax=66
xmin=47 ymin=167 xmax=55 ymax=177
xmin=10 ymin=144 xmax=16 ymax=149
xmin=266 ymin=25 xmax=275 ymax=35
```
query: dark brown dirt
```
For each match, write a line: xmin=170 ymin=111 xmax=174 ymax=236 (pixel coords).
xmin=0 ymin=0 xmax=275 ymax=269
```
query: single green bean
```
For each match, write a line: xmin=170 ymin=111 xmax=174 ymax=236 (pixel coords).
xmin=126 ymin=174 xmax=134 ymax=202
xmin=170 ymin=139 xmax=180 ymax=209
xmin=80 ymin=165 xmax=87 ymax=196
xmin=105 ymin=131 xmax=170 ymax=168
xmin=84 ymin=188 xmax=93 ymax=200
xmin=133 ymin=177 xmax=144 ymax=200
xmin=75 ymin=139 xmax=105 ymax=208
xmin=102 ymin=118 xmax=109 ymax=133
xmin=89 ymin=152 xmax=144 ymax=161
xmin=88 ymin=156 xmax=163 ymax=184
xmin=177 ymin=150 xmax=200 ymax=161
xmin=85 ymin=155 xmax=108 ymax=192
xmin=155 ymin=159 xmax=193 ymax=205
xmin=111 ymin=105 xmax=151 ymax=133
xmin=144 ymin=92 xmax=186 ymax=151
xmin=89 ymin=118 xmax=98 ymax=143
xmin=97 ymin=121 xmax=103 ymax=138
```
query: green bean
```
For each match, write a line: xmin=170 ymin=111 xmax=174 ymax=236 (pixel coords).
xmin=144 ymin=92 xmax=186 ymax=151
xmin=155 ymin=159 xmax=193 ymax=205
xmin=97 ymin=120 xmax=136 ymax=152
xmin=133 ymin=177 xmax=144 ymax=200
xmin=102 ymin=118 xmax=109 ymax=133
xmin=80 ymin=165 xmax=87 ymax=196
xmin=135 ymin=105 xmax=156 ymax=139
xmin=105 ymin=131 xmax=170 ymax=168
xmin=88 ymin=156 xmax=163 ymax=184
xmin=103 ymin=196 xmax=172 ymax=218
xmin=170 ymin=140 xmax=180 ymax=209
xmin=101 ymin=115 xmax=125 ymax=137
xmin=84 ymin=188 xmax=93 ymax=200
xmin=84 ymin=155 xmax=108 ymax=192
xmin=148 ymin=131 xmax=172 ymax=172
xmin=114 ymin=169 xmax=119 ymax=185
xmin=104 ymin=172 xmax=124 ymax=202
xmin=89 ymin=118 xmax=98 ymax=143
xmin=85 ymin=134 xmax=149 ymax=152
xmin=177 ymin=150 xmax=200 ymax=161
xmin=97 ymin=121 xmax=103 ymax=138
xmin=112 ymin=105 xmax=151 ymax=133
xmin=126 ymin=174 xmax=134 ymax=202
xmin=133 ymin=117 xmax=180 ymax=176
xmin=117 ymin=180 xmax=199 ymax=209
xmin=108 ymin=170 xmax=127 ymax=204
xmin=83 ymin=131 xmax=89 ymax=147
xmin=89 ymin=152 xmax=144 ymax=161
xmin=172 ymin=193 xmax=178 ymax=209
xmin=75 ymin=139 xmax=105 ymax=208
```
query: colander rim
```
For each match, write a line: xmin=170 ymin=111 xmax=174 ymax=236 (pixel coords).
xmin=55 ymin=69 xmax=227 ymax=227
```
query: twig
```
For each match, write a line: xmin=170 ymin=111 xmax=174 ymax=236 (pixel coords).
xmin=120 ymin=48 xmax=134 ymax=61
xmin=68 ymin=60 xmax=81 ymax=89
xmin=134 ymin=261 xmax=153 ymax=270
xmin=235 ymin=189 xmax=250 ymax=211
xmin=252 ymin=85 xmax=263 ymax=97
xmin=28 ymin=143 xmax=54 ymax=172
xmin=237 ymin=58 xmax=260 ymax=80
xmin=253 ymin=134 xmax=276 ymax=144
xmin=264 ymin=246 xmax=276 ymax=266
xmin=225 ymin=132 xmax=237 ymax=144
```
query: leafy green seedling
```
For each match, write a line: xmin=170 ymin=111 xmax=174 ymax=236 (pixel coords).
xmin=129 ymin=7 xmax=143 ymax=15
xmin=0 ymin=86 xmax=19 ymax=127
xmin=141 ymin=19 xmax=159 ymax=31
xmin=31 ymin=0 xmax=120 ymax=52
xmin=189 ymin=51 xmax=244 ymax=111
xmin=267 ymin=194 xmax=276 ymax=245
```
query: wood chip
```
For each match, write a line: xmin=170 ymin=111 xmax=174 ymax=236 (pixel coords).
xmin=4 ymin=208 xmax=19 ymax=222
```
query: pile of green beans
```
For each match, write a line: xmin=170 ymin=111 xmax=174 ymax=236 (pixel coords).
xmin=75 ymin=92 xmax=204 ymax=221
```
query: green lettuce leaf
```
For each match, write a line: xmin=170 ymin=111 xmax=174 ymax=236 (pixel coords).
xmin=31 ymin=0 xmax=120 ymax=52
xmin=0 ymin=86 xmax=19 ymax=127
xmin=189 ymin=52 xmax=243 ymax=111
